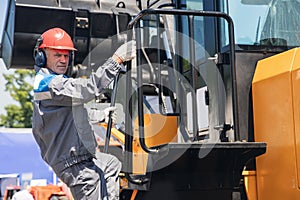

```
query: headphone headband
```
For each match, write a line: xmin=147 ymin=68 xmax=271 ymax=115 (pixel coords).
xmin=33 ymin=36 xmax=43 ymax=59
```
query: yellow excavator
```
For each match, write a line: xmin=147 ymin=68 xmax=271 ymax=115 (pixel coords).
xmin=2 ymin=0 xmax=300 ymax=199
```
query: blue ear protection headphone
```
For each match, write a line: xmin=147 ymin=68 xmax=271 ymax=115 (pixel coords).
xmin=33 ymin=36 xmax=73 ymax=67
xmin=33 ymin=36 xmax=46 ymax=67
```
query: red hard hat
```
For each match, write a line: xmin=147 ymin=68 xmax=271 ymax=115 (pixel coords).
xmin=39 ymin=28 xmax=77 ymax=51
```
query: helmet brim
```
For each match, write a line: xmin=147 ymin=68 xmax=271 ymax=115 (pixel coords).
xmin=39 ymin=45 xmax=77 ymax=51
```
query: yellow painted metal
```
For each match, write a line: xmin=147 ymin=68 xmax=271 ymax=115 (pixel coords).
xmin=291 ymin=48 xmax=300 ymax=190
xmin=139 ymin=114 xmax=178 ymax=147
xmin=132 ymin=138 xmax=148 ymax=174
xmin=99 ymin=114 xmax=178 ymax=174
xmin=242 ymin=170 xmax=258 ymax=200
xmin=99 ymin=123 xmax=125 ymax=144
xmin=132 ymin=114 xmax=178 ymax=174
xmin=252 ymin=48 xmax=300 ymax=199
xmin=130 ymin=190 xmax=138 ymax=200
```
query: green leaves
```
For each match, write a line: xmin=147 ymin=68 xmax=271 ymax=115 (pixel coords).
xmin=0 ymin=69 xmax=34 ymax=128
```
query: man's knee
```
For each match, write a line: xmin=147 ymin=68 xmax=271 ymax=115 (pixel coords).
xmin=95 ymin=152 xmax=122 ymax=174
xmin=110 ymin=155 xmax=122 ymax=172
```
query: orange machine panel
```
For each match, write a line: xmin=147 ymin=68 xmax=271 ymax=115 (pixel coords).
xmin=29 ymin=185 xmax=66 ymax=200
xmin=132 ymin=114 xmax=178 ymax=174
xmin=134 ymin=114 xmax=178 ymax=148
xmin=252 ymin=48 xmax=300 ymax=199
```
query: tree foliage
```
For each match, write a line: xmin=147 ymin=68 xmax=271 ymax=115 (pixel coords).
xmin=0 ymin=69 xmax=35 ymax=128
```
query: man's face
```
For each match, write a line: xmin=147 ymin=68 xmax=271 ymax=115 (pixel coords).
xmin=45 ymin=48 xmax=70 ymax=74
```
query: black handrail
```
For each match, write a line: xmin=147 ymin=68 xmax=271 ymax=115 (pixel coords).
xmin=123 ymin=8 xmax=239 ymax=185
xmin=127 ymin=8 xmax=239 ymax=142
xmin=123 ymin=61 xmax=150 ymax=184
xmin=136 ymin=21 xmax=160 ymax=154
xmin=103 ymin=71 xmax=123 ymax=153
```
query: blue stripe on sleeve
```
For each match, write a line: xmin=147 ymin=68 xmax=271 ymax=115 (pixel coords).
xmin=34 ymin=73 xmax=56 ymax=93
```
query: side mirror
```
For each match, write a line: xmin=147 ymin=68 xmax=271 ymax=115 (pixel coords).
xmin=0 ymin=0 xmax=15 ymax=69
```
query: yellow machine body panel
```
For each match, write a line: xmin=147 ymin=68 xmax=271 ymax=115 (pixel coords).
xmin=252 ymin=48 xmax=300 ymax=199
xmin=99 ymin=123 xmax=125 ymax=144
xmin=242 ymin=170 xmax=258 ymax=200
xmin=132 ymin=114 xmax=178 ymax=174
xmin=141 ymin=114 xmax=178 ymax=147
xmin=134 ymin=114 xmax=178 ymax=148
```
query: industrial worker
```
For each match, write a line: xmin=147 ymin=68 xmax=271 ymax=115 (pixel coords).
xmin=32 ymin=27 xmax=136 ymax=200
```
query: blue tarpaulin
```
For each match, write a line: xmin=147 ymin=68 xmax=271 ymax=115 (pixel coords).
xmin=0 ymin=128 xmax=54 ymax=185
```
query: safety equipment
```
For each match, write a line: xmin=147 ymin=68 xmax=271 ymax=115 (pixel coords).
xmin=114 ymin=40 xmax=136 ymax=62
xmin=88 ymin=106 xmax=118 ymax=124
xmin=39 ymin=28 xmax=76 ymax=50
xmin=103 ymin=106 xmax=117 ymax=124
xmin=34 ymin=36 xmax=47 ymax=67
xmin=33 ymin=28 xmax=77 ymax=67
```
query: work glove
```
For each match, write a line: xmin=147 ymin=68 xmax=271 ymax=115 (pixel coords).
xmin=103 ymin=106 xmax=117 ymax=124
xmin=89 ymin=106 xmax=117 ymax=124
xmin=114 ymin=40 xmax=136 ymax=62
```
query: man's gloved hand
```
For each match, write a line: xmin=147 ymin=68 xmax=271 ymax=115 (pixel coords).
xmin=113 ymin=40 xmax=136 ymax=63
xmin=103 ymin=106 xmax=117 ymax=124
xmin=88 ymin=106 xmax=117 ymax=124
